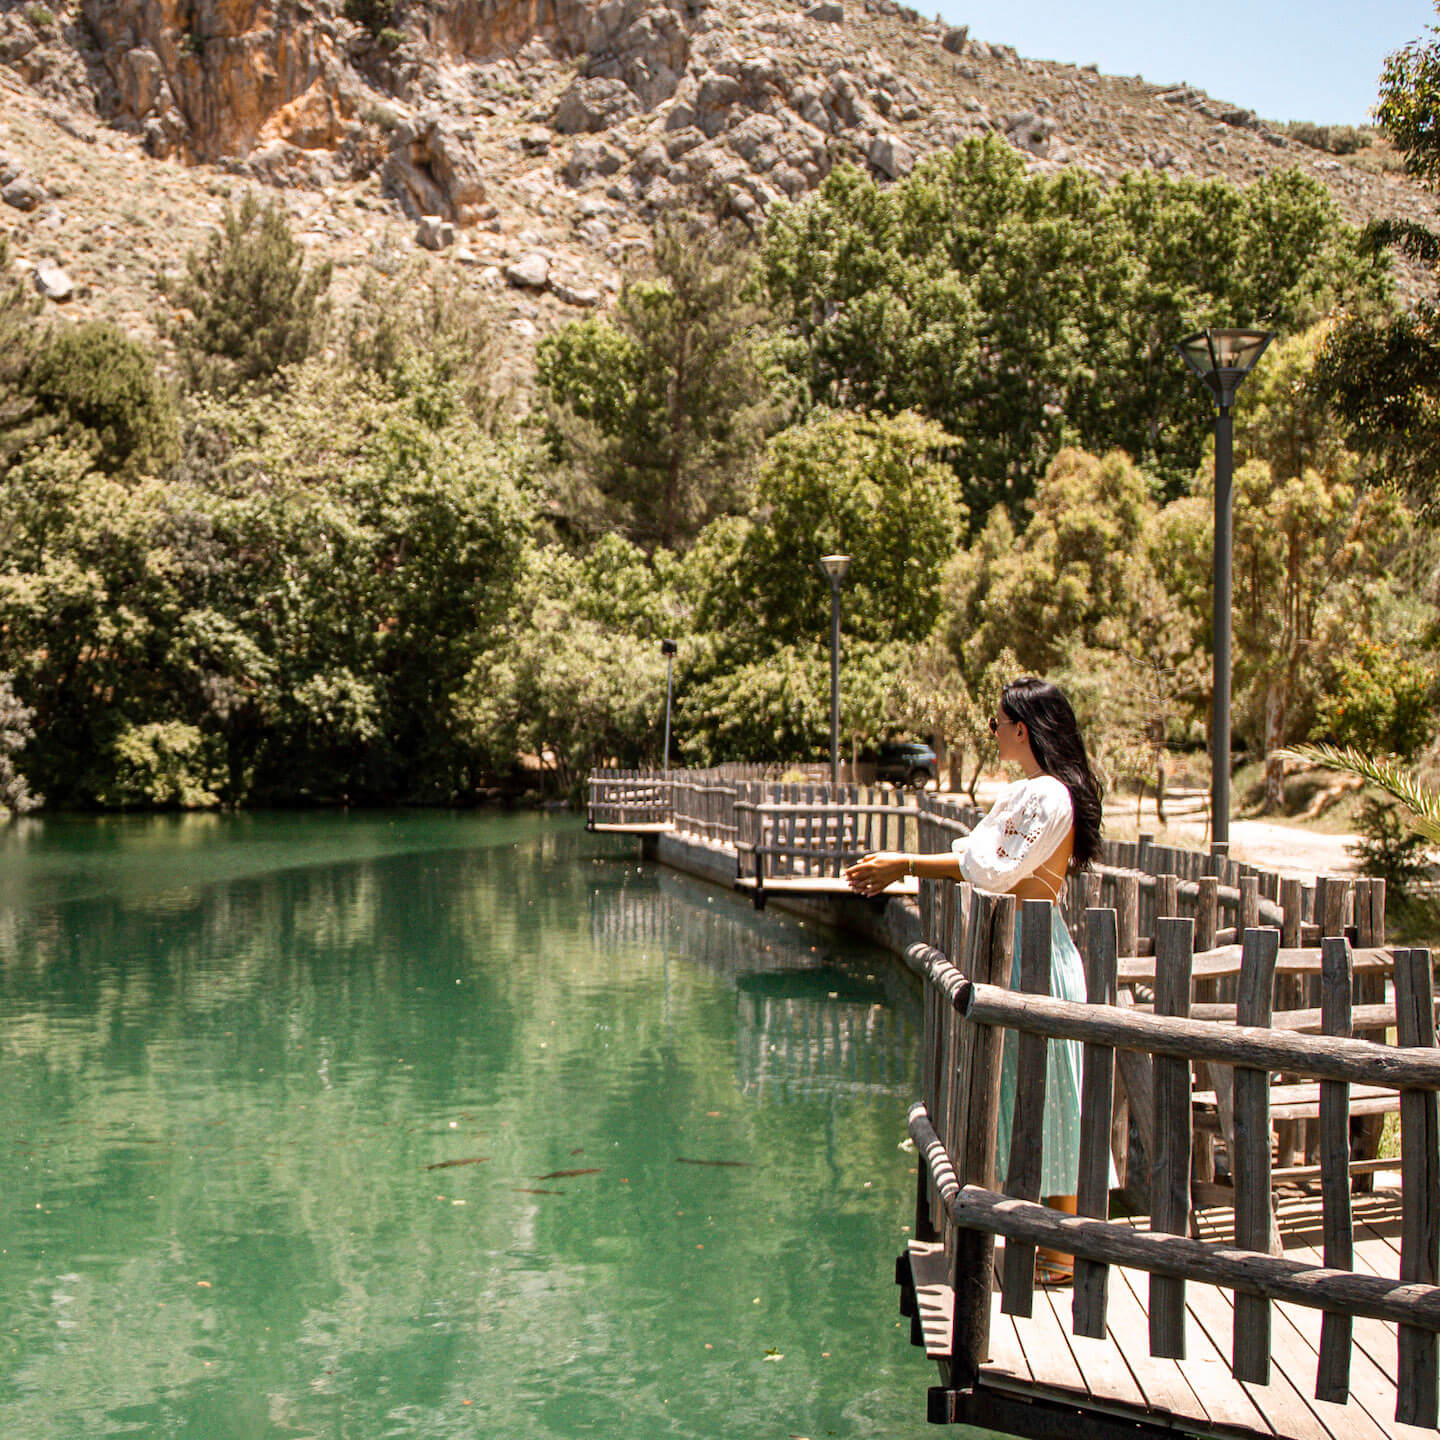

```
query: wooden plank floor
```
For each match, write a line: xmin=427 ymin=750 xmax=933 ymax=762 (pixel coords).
xmin=974 ymin=1189 xmax=1429 ymax=1440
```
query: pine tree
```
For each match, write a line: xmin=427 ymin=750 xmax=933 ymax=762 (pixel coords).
xmin=161 ymin=191 xmax=332 ymax=393
xmin=537 ymin=214 xmax=784 ymax=551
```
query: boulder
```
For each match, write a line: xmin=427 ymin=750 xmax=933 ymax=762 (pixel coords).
xmin=554 ymin=77 xmax=640 ymax=134
xmin=807 ymin=2 xmax=844 ymax=21
xmin=581 ymin=0 xmax=691 ymax=109
xmin=1006 ymin=112 xmax=1054 ymax=155
xmin=562 ymin=138 xmax=626 ymax=184
xmin=521 ymin=127 xmax=553 ymax=154
xmin=505 ymin=251 xmax=551 ymax=288
xmin=868 ymin=133 xmax=914 ymax=178
xmin=385 ymin=116 xmax=488 ymax=223
xmin=1 ymin=174 xmax=43 ymax=212
xmin=416 ymin=215 xmax=456 ymax=250
xmin=33 ymin=260 xmax=73 ymax=302
xmin=551 ymin=278 xmax=603 ymax=307
xmin=941 ymin=25 xmax=968 ymax=54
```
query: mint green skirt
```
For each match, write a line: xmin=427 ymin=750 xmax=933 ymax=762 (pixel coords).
xmin=995 ymin=907 xmax=1090 ymax=1198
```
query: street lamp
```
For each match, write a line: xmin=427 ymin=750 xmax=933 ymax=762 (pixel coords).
xmin=819 ymin=554 xmax=851 ymax=788
xmin=660 ymin=638 xmax=677 ymax=788
xmin=1175 ymin=327 xmax=1273 ymax=849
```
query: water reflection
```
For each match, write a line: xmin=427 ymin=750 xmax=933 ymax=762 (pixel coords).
xmin=0 ymin=814 xmax=933 ymax=1440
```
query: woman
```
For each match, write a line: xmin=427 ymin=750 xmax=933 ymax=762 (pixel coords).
xmin=845 ymin=676 xmax=1104 ymax=1285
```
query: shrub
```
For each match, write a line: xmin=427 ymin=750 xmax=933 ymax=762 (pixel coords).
xmin=344 ymin=0 xmax=393 ymax=34
xmin=1351 ymin=797 xmax=1433 ymax=893
xmin=1312 ymin=638 xmax=1434 ymax=760
xmin=161 ymin=190 xmax=332 ymax=393
xmin=1286 ymin=121 xmax=1375 ymax=155
xmin=102 ymin=722 xmax=223 ymax=810
xmin=25 ymin=321 xmax=178 ymax=476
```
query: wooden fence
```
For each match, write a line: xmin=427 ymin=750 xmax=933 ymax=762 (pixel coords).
xmin=901 ymin=878 xmax=1440 ymax=1428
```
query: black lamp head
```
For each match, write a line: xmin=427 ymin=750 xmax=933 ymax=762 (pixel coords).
xmin=1176 ymin=328 xmax=1274 ymax=409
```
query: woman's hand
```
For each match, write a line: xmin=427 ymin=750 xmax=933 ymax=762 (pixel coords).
xmin=845 ymin=852 xmax=908 ymax=897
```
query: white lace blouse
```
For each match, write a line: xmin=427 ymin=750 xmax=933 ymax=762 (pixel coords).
xmin=951 ymin=775 xmax=1074 ymax=892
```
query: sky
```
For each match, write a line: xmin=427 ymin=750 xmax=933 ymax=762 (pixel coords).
xmin=933 ymin=0 xmax=1436 ymax=126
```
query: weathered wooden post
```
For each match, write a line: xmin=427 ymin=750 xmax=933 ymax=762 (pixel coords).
xmin=1114 ymin=871 xmax=1151 ymax=1205
xmin=1150 ymin=915 xmax=1193 ymax=1358
xmin=946 ymin=890 xmax=1015 ymax=1394
xmin=1075 ymin=906 xmax=1118 ymax=1339
xmin=1233 ymin=925 xmax=1281 ymax=1381
xmin=1316 ymin=933 xmax=1354 ymax=1403
xmin=1396 ymin=946 xmax=1439 ymax=1428
xmin=1001 ymin=900 xmax=1052 ymax=1316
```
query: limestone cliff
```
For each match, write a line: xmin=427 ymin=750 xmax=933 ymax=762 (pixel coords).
xmin=0 ymin=0 xmax=1434 ymax=350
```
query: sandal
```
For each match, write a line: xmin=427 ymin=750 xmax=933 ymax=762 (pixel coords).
xmin=1035 ymin=1258 xmax=1075 ymax=1288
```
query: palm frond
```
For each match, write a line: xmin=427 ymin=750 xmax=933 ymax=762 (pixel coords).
xmin=1275 ymin=743 xmax=1440 ymax=844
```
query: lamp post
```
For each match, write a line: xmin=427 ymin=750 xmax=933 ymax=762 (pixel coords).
xmin=660 ymin=638 xmax=677 ymax=789
xmin=1175 ymin=327 xmax=1273 ymax=849
xmin=819 ymin=554 xmax=851 ymax=787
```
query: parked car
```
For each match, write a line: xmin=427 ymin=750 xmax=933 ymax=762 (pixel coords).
xmin=875 ymin=740 xmax=937 ymax=788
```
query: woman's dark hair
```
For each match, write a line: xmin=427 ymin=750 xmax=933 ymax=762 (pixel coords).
xmin=1001 ymin=676 xmax=1103 ymax=872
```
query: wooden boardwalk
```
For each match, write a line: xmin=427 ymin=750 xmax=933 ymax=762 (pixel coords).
xmin=900 ymin=880 xmax=1440 ymax=1440
xmin=945 ymin=1192 xmax=1429 ymax=1440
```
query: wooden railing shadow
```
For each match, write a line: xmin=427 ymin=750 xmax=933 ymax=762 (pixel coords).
xmin=898 ymin=879 xmax=1440 ymax=1430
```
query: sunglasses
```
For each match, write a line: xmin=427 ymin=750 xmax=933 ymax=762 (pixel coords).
xmin=989 ymin=715 xmax=1014 ymax=735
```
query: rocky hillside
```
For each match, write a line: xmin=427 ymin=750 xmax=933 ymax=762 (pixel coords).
xmin=1 ymin=0 xmax=1435 ymax=365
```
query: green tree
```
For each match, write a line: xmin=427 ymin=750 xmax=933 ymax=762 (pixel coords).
xmin=458 ymin=538 xmax=679 ymax=788
xmin=0 ymin=353 xmax=535 ymax=809
xmin=0 ymin=442 xmax=196 ymax=805
xmin=762 ymin=139 xmax=1386 ymax=513
xmin=343 ymin=266 xmax=503 ymax=429
xmin=941 ymin=447 xmax=1203 ymax=815
xmin=1317 ymin=7 xmax=1440 ymax=496
xmin=536 ymin=214 xmax=783 ymax=550
xmin=24 ymin=322 xmax=178 ymax=476
xmin=0 ymin=673 xmax=41 ymax=814
xmin=184 ymin=359 xmax=533 ymax=802
xmin=161 ymin=191 xmax=332 ymax=393
xmin=1163 ymin=331 xmax=1412 ymax=810
xmin=677 ymin=639 xmax=895 ymax=767
xmin=1376 ymin=5 xmax=1440 ymax=185
xmin=726 ymin=409 xmax=965 ymax=654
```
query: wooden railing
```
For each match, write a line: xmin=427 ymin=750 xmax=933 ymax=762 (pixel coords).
xmin=587 ymin=768 xmax=671 ymax=827
xmin=901 ymin=878 xmax=1440 ymax=1427
xmin=734 ymin=783 xmax=920 ymax=887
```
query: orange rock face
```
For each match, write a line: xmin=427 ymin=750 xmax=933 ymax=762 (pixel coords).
xmin=81 ymin=0 xmax=350 ymax=161
xmin=415 ymin=0 xmax=590 ymax=60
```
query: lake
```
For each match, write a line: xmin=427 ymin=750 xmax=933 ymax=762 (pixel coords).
xmin=0 ymin=811 xmax=944 ymax=1439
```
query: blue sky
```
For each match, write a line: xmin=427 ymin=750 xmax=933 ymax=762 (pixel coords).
xmin=933 ymin=0 xmax=1436 ymax=125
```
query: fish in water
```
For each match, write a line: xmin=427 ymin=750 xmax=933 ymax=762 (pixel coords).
xmin=675 ymin=1157 xmax=752 ymax=1167
xmin=513 ymin=1188 xmax=564 ymax=1195
xmin=536 ymin=1167 xmax=600 ymax=1180
xmin=424 ymin=1157 xmax=491 ymax=1171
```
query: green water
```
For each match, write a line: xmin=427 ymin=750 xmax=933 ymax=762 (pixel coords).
xmin=0 ymin=812 xmax=939 ymax=1440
